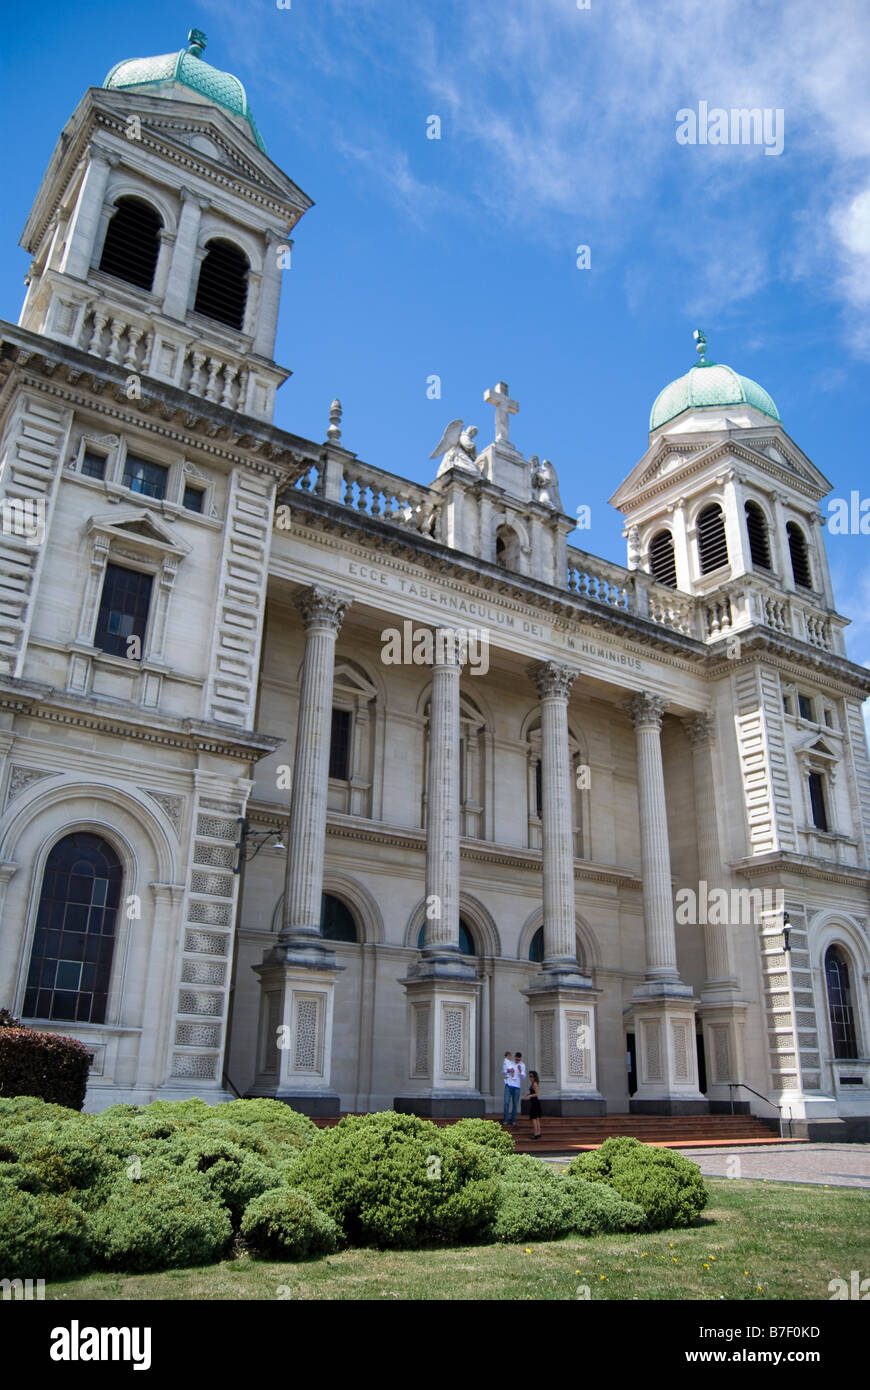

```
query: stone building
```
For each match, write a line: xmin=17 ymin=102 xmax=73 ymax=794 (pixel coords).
xmin=0 ymin=33 xmax=868 ymax=1137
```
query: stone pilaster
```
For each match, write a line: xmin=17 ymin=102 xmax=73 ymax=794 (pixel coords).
xmin=396 ymin=629 xmax=482 ymax=1116
xmin=627 ymin=692 xmax=707 ymax=1113
xmin=60 ymin=144 xmax=116 ymax=281
xmin=252 ymin=586 xmax=350 ymax=1114
xmin=162 ymin=188 xmax=207 ymax=321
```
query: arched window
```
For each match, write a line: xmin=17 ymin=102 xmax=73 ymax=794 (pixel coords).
xmin=787 ymin=521 xmax=812 ymax=589
xmin=418 ymin=918 xmax=476 ymax=956
xmin=495 ymin=525 xmax=521 ymax=570
xmin=98 ymin=196 xmax=162 ymax=292
xmin=825 ymin=945 xmax=859 ymax=1059
xmin=745 ymin=501 xmax=772 ymax=570
xmin=23 ymin=833 xmax=122 ymax=1024
xmin=320 ymin=893 xmax=358 ymax=943
xmin=194 ymin=238 xmax=249 ymax=330
xmin=529 ymin=926 xmax=544 ymax=963
xmin=697 ymin=503 xmax=729 ymax=574
xmin=649 ymin=529 xmax=677 ymax=588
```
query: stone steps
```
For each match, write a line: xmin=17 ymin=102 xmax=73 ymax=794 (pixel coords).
xmin=311 ymin=1111 xmax=804 ymax=1154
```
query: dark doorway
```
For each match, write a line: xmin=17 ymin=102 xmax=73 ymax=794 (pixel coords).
xmin=626 ymin=1031 xmax=637 ymax=1096
xmin=696 ymin=1031 xmax=707 ymax=1094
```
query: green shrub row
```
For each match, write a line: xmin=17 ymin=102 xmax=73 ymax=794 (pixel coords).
xmin=0 ymin=1099 xmax=706 ymax=1278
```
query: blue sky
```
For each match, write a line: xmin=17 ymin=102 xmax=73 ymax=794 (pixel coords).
xmin=2 ymin=0 xmax=868 ymax=664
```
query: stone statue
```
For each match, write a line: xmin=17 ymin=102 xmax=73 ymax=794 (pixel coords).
xmin=530 ymin=455 xmax=562 ymax=509
xmin=429 ymin=419 xmax=480 ymax=476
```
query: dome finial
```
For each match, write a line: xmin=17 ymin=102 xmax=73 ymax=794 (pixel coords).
xmin=187 ymin=28 xmax=207 ymax=58
xmin=693 ymin=327 xmax=708 ymax=364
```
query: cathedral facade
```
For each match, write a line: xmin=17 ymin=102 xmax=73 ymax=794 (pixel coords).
xmin=1 ymin=33 xmax=869 ymax=1137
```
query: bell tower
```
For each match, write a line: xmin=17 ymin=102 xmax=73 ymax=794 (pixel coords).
xmin=609 ymin=331 xmax=843 ymax=654
xmin=18 ymin=28 xmax=312 ymax=423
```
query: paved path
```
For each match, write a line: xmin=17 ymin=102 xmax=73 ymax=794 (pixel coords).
xmin=544 ymin=1144 xmax=870 ymax=1189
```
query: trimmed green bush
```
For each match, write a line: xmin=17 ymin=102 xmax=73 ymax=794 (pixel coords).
xmin=166 ymin=1133 xmax=280 ymax=1224
xmin=562 ymin=1175 xmax=646 ymax=1235
xmin=241 ymin=1187 xmax=338 ymax=1260
xmin=286 ymin=1110 xmax=500 ymax=1248
xmin=568 ymin=1137 xmax=707 ymax=1230
xmin=209 ymin=1098 xmax=318 ymax=1155
xmin=0 ymin=1024 xmax=91 ymax=1110
xmin=446 ymin=1117 xmax=515 ymax=1157
xmin=490 ymin=1154 xmax=574 ymax=1243
xmin=0 ymin=1181 xmax=91 ymax=1279
xmin=88 ymin=1172 xmax=232 ymax=1272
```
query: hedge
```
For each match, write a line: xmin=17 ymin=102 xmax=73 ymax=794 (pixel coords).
xmin=0 ymin=1023 xmax=91 ymax=1110
xmin=568 ymin=1136 xmax=708 ymax=1230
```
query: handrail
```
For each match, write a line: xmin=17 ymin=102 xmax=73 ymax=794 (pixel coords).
xmin=728 ymin=1081 xmax=791 ymax=1139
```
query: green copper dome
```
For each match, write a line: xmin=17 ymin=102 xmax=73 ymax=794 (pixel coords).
xmin=650 ymin=331 xmax=781 ymax=432
xmin=104 ymin=29 xmax=266 ymax=153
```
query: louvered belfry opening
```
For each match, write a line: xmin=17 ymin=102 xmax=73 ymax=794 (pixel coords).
xmin=98 ymin=196 xmax=163 ymax=291
xmin=745 ymin=500 xmax=772 ymax=570
xmin=787 ymin=521 xmax=813 ymax=589
xmin=649 ymin=529 xmax=677 ymax=588
xmin=194 ymin=238 xmax=249 ymax=330
xmin=697 ymin=503 xmax=729 ymax=575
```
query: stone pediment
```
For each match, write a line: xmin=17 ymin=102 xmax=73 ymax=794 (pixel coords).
xmin=86 ymin=508 xmax=192 ymax=557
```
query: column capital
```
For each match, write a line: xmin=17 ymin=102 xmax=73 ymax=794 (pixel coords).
xmin=179 ymin=186 xmax=210 ymax=212
xmin=683 ymin=712 xmax=716 ymax=747
xmin=295 ymin=586 xmax=350 ymax=633
xmin=528 ymin=660 xmax=577 ymax=702
xmin=88 ymin=141 xmax=120 ymax=169
xmin=626 ymin=691 xmax=667 ymax=730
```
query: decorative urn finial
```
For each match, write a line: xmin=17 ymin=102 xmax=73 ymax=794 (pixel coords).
xmin=327 ymin=398 xmax=342 ymax=442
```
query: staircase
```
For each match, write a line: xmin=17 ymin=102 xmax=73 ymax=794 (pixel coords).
xmin=312 ymin=1111 xmax=799 ymax=1154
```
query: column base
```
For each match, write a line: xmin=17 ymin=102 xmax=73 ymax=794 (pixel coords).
xmin=247 ymin=1089 xmax=341 ymax=1117
xmin=629 ymin=1098 xmax=710 ymax=1116
xmin=394 ymin=1095 xmax=485 ymax=1118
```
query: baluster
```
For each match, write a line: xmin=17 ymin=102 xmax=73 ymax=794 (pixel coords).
xmin=105 ymin=318 xmax=125 ymax=365
xmin=204 ymin=357 xmax=222 ymax=402
xmin=123 ymin=326 xmax=144 ymax=372
xmin=88 ymin=309 xmax=108 ymax=356
xmin=220 ymin=364 xmax=238 ymax=408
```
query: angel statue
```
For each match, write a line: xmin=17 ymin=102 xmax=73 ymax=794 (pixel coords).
xmin=530 ymin=455 xmax=562 ymax=510
xmin=429 ymin=419 xmax=480 ymax=476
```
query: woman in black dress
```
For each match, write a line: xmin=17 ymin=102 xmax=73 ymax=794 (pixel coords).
xmin=528 ymin=1069 xmax=542 ymax=1139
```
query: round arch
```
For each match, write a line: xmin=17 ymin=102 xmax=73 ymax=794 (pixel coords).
xmin=268 ymin=873 xmax=384 ymax=945
xmin=517 ymin=906 xmax=598 ymax=972
xmin=404 ymin=893 xmax=502 ymax=957
xmin=102 ymin=179 xmax=178 ymax=238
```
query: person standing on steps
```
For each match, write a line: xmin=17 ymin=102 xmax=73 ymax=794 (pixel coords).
xmin=528 ymin=1070 xmax=542 ymax=1140
xmin=503 ymin=1050 xmax=520 ymax=1126
xmin=513 ymin=1052 xmax=527 ymax=1117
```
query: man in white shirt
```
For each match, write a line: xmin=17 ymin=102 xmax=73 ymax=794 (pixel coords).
xmin=503 ymin=1049 xmax=522 ymax=1126
xmin=502 ymin=1051 xmax=518 ymax=1125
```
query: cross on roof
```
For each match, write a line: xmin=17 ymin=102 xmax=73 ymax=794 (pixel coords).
xmin=484 ymin=380 xmax=519 ymax=445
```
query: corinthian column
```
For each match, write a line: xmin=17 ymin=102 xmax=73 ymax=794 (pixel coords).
xmin=421 ymin=629 xmax=467 ymax=968
xmin=251 ymin=586 xmax=350 ymax=1115
xmin=282 ymin=586 xmax=350 ymax=951
xmin=627 ymin=693 xmax=706 ymax=1114
xmin=529 ymin=661 xmax=582 ymax=979
xmin=627 ymin=692 xmax=679 ymax=982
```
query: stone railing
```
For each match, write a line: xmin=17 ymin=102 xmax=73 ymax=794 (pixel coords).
xmin=77 ymin=301 xmax=250 ymax=413
xmin=566 ymin=548 xmax=632 ymax=612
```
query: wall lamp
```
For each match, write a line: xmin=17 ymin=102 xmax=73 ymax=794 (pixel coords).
xmin=233 ymin=816 xmax=286 ymax=874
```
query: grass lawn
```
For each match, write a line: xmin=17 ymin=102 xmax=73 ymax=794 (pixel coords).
xmin=45 ymin=1177 xmax=870 ymax=1301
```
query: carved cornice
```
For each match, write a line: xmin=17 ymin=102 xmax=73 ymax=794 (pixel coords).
xmin=0 ymin=684 xmax=281 ymax=762
xmin=731 ymin=852 xmax=870 ymax=891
